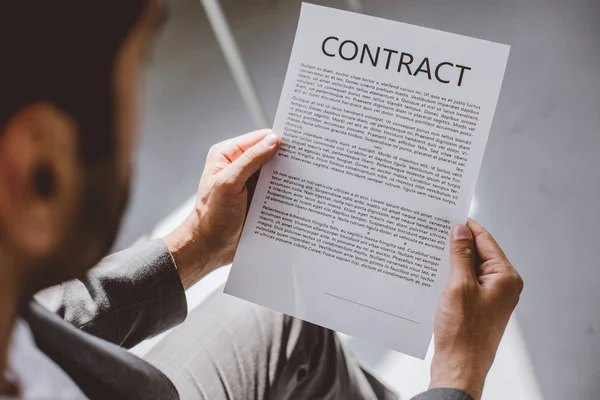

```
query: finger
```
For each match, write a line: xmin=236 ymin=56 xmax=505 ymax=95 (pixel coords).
xmin=222 ymin=134 xmax=280 ymax=185
xmin=448 ymin=224 xmax=478 ymax=287
xmin=479 ymin=265 xmax=524 ymax=297
xmin=466 ymin=219 xmax=508 ymax=262
xmin=212 ymin=129 xmax=272 ymax=163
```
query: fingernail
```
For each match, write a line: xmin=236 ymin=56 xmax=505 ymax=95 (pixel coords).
xmin=263 ymin=133 xmax=279 ymax=147
xmin=452 ymin=224 xmax=472 ymax=240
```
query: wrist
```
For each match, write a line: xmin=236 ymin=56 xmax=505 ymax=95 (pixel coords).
xmin=163 ymin=213 xmax=214 ymax=290
xmin=429 ymin=352 xmax=488 ymax=400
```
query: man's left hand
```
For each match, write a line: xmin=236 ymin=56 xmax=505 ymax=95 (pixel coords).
xmin=164 ymin=129 xmax=280 ymax=289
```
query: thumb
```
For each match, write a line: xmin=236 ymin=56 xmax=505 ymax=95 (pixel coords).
xmin=448 ymin=224 xmax=478 ymax=287
xmin=225 ymin=134 xmax=280 ymax=184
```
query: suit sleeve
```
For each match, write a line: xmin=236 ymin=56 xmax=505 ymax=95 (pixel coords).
xmin=34 ymin=239 xmax=188 ymax=349
xmin=411 ymin=388 xmax=474 ymax=400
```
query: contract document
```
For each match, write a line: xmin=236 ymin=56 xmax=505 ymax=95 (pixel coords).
xmin=225 ymin=3 xmax=509 ymax=358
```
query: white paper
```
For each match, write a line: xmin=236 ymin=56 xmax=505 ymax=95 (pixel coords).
xmin=225 ymin=3 xmax=509 ymax=358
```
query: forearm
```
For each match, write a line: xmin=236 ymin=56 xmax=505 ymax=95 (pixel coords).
xmin=163 ymin=213 xmax=223 ymax=290
xmin=35 ymin=239 xmax=187 ymax=348
xmin=428 ymin=371 xmax=482 ymax=400
xmin=427 ymin=352 xmax=487 ymax=400
xmin=412 ymin=388 xmax=475 ymax=400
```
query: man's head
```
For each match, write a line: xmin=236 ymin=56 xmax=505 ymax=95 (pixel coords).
xmin=0 ymin=0 xmax=164 ymax=295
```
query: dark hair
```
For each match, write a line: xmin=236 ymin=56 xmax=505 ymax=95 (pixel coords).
xmin=0 ymin=0 xmax=147 ymax=163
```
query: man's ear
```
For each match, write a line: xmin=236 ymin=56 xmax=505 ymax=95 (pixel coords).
xmin=0 ymin=103 xmax=81 ymax=259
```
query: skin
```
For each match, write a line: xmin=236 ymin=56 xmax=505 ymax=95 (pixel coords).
xmin=430 ymin=220 xmax=523 ymax=399
xmin=0 ymin=0 xmax=522 ymax=397
xmin=163 ymin=129 xmax=281 ymax=289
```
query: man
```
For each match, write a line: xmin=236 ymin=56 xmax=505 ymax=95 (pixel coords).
xmin=0 ymin=1 xmax=523 ymax=399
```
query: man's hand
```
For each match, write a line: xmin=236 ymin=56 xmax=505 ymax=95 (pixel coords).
xmin=429 ymin=219 xmax=523 ymax=400
xmin=164 ymin=129 xmax=280 ymax=289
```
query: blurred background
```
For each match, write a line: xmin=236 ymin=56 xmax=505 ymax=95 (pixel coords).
xmin=118 ymin=1 xmax=600 ymax=399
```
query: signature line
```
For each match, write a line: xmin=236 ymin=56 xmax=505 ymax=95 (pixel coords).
xmin=323 ymin=292 xmax=420 ymax=324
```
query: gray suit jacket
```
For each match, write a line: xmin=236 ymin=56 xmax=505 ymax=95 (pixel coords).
xmin=27 ymin=239 xmax=472 ymax=400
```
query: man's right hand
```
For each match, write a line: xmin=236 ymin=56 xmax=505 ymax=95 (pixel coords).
xmin=429 ymin=219 xmax=523 ymax=400
xmin=163 ymin=129 xmax=280 ymax=289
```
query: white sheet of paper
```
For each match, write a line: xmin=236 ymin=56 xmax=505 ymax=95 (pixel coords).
xmin=225 ymin=3 xmax=509 ymax=358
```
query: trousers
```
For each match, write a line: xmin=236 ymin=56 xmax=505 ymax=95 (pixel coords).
xmin=144 ymin=289 xmax=398 ymax=400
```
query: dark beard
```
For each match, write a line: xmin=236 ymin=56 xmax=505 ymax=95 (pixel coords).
xmin=27 ymin=159 xmax=130 ymax=296
xmin=77 ymin=161 xmax=130 ymax=265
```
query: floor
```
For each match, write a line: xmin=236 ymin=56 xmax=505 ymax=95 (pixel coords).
xmin=119 ymin=1 xmax=600 ymax=399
